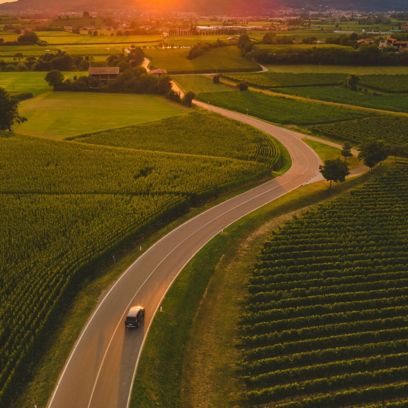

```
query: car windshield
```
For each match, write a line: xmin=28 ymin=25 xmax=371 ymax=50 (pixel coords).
xmin=126 ymin=316 xmax=137 ymax=322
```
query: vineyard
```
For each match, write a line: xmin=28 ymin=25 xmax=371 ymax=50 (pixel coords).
xmin=274 ymin=85 xmax=408 ymax=113
xmin=224 ymin=72 xmax=346 ymax=88
xmin=240 ymin=160 xmax=408 ymax=407
xmin=78 ymin=112 xmax=281 ymax=165
xmin=0 ymin=128 xmax=277 ymax=405
xmin=309 ymin=115 xmax=408 ymax=156
xmin=197 ymin=91 xmax=367 ymax=125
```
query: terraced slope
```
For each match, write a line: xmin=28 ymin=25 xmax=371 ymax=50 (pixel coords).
xmin=241 ymin=160 xmax=408 ymax=408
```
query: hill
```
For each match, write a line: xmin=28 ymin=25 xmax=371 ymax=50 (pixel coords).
xmin=0 ymin=0 xmax=407 ymax=14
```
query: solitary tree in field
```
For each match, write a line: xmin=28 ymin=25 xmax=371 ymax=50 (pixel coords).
xmin=238 ymin=82 xmax=248 ymax=91
xmin=213 ymin=74 xmax=221 ymax=84
xmin=359 ymin=141 xmax=389 ymax=169
xmin=0 ymin=88 xmax=26 ymax=132
xmin=320 ymin=159 xmax=350 ymax=189
xmin=182 ymin=91 xmax=195 ymax=107
xmin=341 ymin=142 xmax=353 ymax=163
xmin=45 ymin=70 xmax=64 ymax=89
xmin=345 ymin=74 xmax=360 ymax=91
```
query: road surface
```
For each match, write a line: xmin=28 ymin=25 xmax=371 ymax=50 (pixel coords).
xmin=47 ymin=102 xmax=321 ymax=408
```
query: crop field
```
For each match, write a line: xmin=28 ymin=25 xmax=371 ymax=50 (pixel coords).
xmin=0 ymin=72 xmax=82 ymax=95
xmin=37 ymin=31 xmax=162 ymax=44
xmin=256 ymin=44 xmax=352 ymax=52
xmin=224 ymin=72 xmax=346 ymax=88
xmin=240 ymin=161 xmax=408 ymax=407
xmin=360 ymin=75 xmax=408 ymax=93
xmin=78 ymin=111 xmax=281 ymax=165
xmin=146 ymin=46 xmax=259 ymax=73
xmin=15 ymin=92 xmax=188 ymax=139
xmin=274 ymin=86 xmax=408 ymax=113
xmin=0 ymin=111 xmax=275 ymax=405
xmin=309 ymin=116 xmax=408 ymax=156
xmin=174 ymin=75 xmax=234 ymax=94
xmin=197 ymin=91 xmax=369 ymax=126
xmin=164 ymin=35 xmax=233 ymax=47
xmin=265 ymin=65 xmax=408 ymax=75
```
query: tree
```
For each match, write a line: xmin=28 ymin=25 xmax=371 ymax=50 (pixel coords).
xmin=358 ymin=141 xmax=389 ymax=169
xmin=238 ymin=82 xmax=248 ymax=91
xmin=344 ymin=74 xmax=360 ymax=91
xmin=262 ymin=32 xmax=276 ymax=44
xmin=0 ymin=88 xmax=26 ymax=132
xmin=320 ymin=159 xmax=350 ymax=189
xmin=213 ymin=74 xmax=221 ymax=84
xmin=182 ymin=91 xmax=195 ymax=107
xmin=17 ymin=31 xmax=39 ymax=45
xmin=341 ymin=142 xmax=353 ymax=162
xmin=45 ymin=70 xmax=64 ymax=89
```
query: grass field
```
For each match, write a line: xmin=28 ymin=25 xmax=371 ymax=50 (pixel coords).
xmin=15 ymin=92 xmax=188 ymax=139
xmin=37 ymin=31 xmax=162 ymax=44
xmin=0 ymin=72 xmax=81 ymax=95
xmin=224 ymin=72 xmax=346 ymax=88
xmin=1 ymin=103 xmax=279 ymax=406
xmin=174 ymin=74 xmax=234 ymax=94
xmin=240 ymin=160 xmax=408 ymax=407
xmin=309 ymin=116 xmax=408 ymax=156
xmin=78 ymin=111 xmax=282 ymax=166
xmin=146 ymin=46 xmax=259 ymax=73
xmin=197 ymin=91 xmax=369 ymax=126
xmin=275 ymin=86 xmax=408 ymax=113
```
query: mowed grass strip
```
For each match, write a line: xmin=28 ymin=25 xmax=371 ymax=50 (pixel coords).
xmin=15 ymin=92 xmax=188 ymax=139
xmin=146 ymin=46 xmax=259 ymax=74
xmin=198 ymin=90 xmax=369 ymax=125
xmin=241 ymin=161 xmax=408 ymax=407
xmin=78 ymin=111 xmax=282 ymax=166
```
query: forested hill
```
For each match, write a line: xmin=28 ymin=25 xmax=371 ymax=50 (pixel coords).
xmin=0 ymin=0 xmax=407 ymax=13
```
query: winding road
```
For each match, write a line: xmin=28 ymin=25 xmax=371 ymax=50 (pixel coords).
xmin=47 ymin=101 xmax=321 ymax=408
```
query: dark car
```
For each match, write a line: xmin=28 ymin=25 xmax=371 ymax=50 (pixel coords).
xmin=125 ymin=305 xmax=145 ymax=329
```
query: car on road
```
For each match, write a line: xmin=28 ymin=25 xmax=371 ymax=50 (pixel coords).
xmin=125 ymin=306 xmax=145 ymax=329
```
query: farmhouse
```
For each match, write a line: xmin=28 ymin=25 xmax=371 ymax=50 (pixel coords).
xmin=379 ymin=37 xmax=408 ymax=52
xmin=150 ymin=68 xmax=168 ymax=76
xmin=88 ymin=67 xmax=120 ymax=84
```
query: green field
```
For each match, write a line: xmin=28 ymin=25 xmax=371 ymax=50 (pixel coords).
xmin=1 ymin=103 xmax=279 ymax=406
xmin=224 ymin=72 xmax=346 ymax=88
xmin=15 ymin=92 xmax=188 ymax=139
xmin=265 ymin=65 xmax=408 ymax=75
xmin=240 ymin=160 xmax=408 ymax=407
xmin=146 ymin=46 xmax=259 ymax=73
xmin=174 ymin=74 xmax=234 ymax=94
xmin=360 ymin=75 xmax=408 ymax=93
xmin=0 ymin=72 xmax=81 ymax=95
xmin=37 ymin=31 xmax=162 ymax=44
xmin=198 ymin=91 xmax=369 ymax=126
xmin=79 ymin=111 xmax=281 ymax=165
xmin=309 ymin=116 xmax=408 ymax=156
xmin=275 ymin=86 xmax=408 ymax=113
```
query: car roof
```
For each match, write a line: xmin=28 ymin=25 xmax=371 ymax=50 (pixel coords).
xmin=127 ymin=305 xmax=143 ymax=317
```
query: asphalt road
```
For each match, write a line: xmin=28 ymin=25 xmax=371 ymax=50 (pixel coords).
xmin=47 ymin=101 xmax=321 ymax=408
